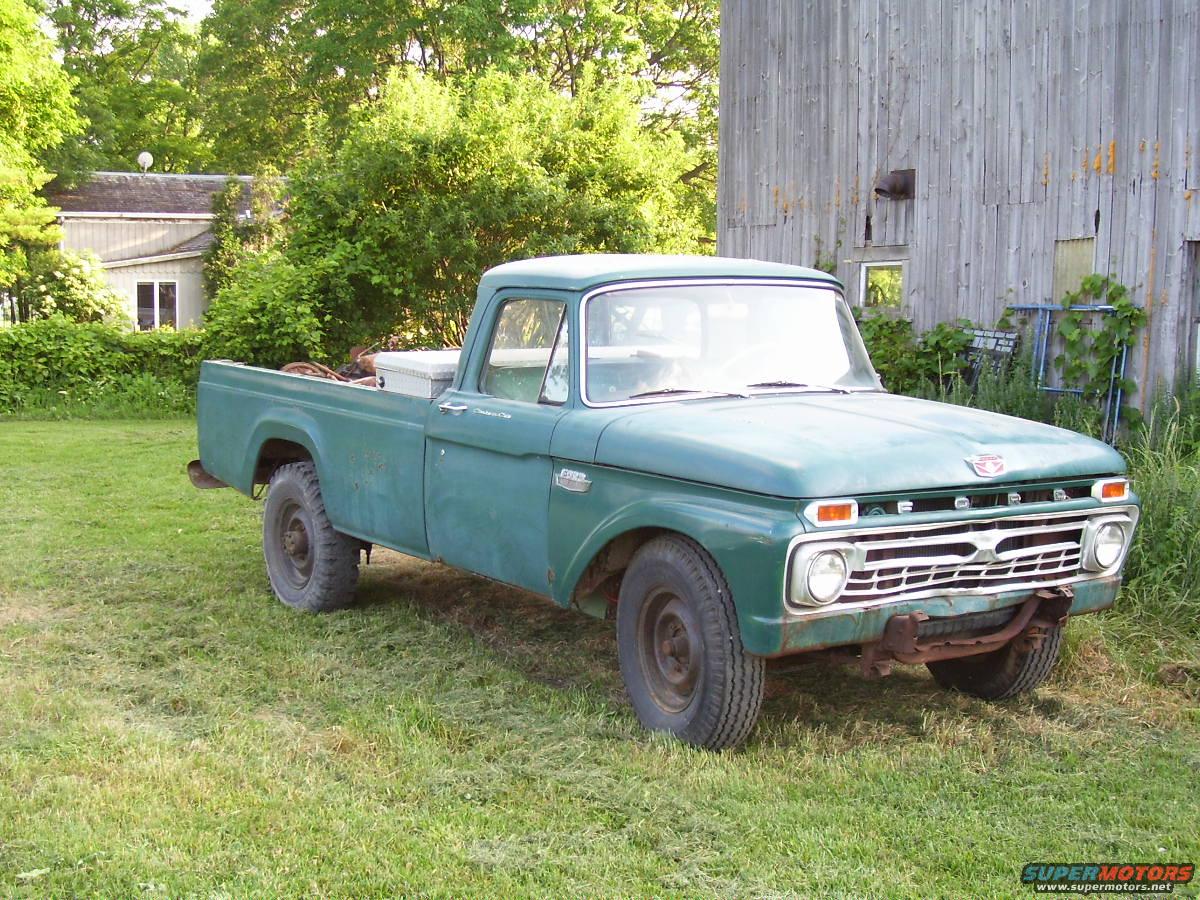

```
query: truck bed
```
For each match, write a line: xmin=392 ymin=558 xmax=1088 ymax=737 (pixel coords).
xmin=197 ymin=360 xmax=434 ymax=557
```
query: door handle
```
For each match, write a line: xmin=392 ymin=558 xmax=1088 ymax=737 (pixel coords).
xmin=438 ymin=401 xmax=468 ymax=415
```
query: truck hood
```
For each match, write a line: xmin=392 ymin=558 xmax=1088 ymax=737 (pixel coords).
xmin=592 ymin=392 xmax=1126 ymax=498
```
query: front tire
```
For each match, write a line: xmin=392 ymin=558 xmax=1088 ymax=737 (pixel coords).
xmin=617 ymin=535 xmax=765 ymax=750
xmin=262 ymin=461 xmax=360 ymax=612
xmin=927 ymin=624 xmax=1064 ymax=699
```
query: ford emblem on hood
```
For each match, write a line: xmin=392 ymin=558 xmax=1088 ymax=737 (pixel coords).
xmin=966 ymin=453 xmax=1006 ymax=478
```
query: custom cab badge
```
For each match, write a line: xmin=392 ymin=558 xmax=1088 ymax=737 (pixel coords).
xmin=554 ymin=467 xmax=592 ymax=493
xmin=966 ymin=453 xmax=1006 ymax=478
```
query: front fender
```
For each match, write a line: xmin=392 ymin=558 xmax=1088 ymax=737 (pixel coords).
xmin=550 ymin=465 xmax=802 ymax=656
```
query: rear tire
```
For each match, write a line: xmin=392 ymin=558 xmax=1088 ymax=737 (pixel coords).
xmin=927 ymin=624 xmax=1064 ymax=699
xmin=263 ymin=461 xmax=360 ymax=612
xmin=616 ymin=535 xmax=765 ymax=750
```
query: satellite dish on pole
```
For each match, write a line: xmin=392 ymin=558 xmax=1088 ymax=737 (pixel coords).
xmin=137 ymin=151 xmax=154 ymax=173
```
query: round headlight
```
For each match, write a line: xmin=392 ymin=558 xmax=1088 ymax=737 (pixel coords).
xmin=805 ymin=550 xmax=849 ymax=605
xmin=1092 ymin=522 xmax=1126 ymax=569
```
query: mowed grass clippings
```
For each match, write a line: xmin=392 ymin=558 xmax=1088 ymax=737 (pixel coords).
xmin=0 ymin=420 xmax=1197 ymax=898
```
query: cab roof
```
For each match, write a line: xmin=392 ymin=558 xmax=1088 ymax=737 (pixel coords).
xmin=477 ymin=254 xmax=842 ymax=296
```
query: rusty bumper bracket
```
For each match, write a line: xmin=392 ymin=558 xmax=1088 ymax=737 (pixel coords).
xmin=187 ymin=459 xmax=228 ymax=490
xmin=860 ymin=587 xmax=1075 ymax=678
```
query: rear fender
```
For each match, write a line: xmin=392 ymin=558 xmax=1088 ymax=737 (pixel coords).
xmin=237 ymin=414 xmax=325 ymax=495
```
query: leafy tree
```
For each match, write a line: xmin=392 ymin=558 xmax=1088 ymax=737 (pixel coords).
xmin=44 ymin=0 xmax=211 ymax=178
xmin=195 ymin=0 xmax=719 ymax=226
xmin=206 ymin=69 xmax=707 ymax=360
xmin=0 ymin=0 xmax=81 ymax=295
xmin=202 ymin=174 xmax=286 ymax=298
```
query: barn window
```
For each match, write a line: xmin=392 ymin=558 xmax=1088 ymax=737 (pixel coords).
xmin=860 ymin=262 xmax=904 ymax=308
xmin=136 ymin=281 xmax=178 ymax=330
xmin=1052 ymin=239 xmax=1095 ymax=303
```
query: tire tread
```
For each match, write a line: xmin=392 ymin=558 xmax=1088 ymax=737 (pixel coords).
xmin=928 ymin=624 xmax=1063 ymax=700
xmin=264 ymin=461 xmax=359 ymax=612
xmin=620 ymin=534 xmax=765 ymax=750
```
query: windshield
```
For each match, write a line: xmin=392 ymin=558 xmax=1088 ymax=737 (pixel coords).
xmin=583 ymin=282 xmax=880 ymax=404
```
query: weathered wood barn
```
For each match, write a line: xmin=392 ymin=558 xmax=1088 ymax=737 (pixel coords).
xmin=718 ymin=0 xmax=1200 ymax=398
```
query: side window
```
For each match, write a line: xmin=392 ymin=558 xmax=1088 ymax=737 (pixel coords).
xmin=481 ymin=298 xmax=569 ymax=404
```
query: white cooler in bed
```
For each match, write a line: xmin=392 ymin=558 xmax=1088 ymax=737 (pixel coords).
xmin=373 ymin=350 xmax=461 ymax=399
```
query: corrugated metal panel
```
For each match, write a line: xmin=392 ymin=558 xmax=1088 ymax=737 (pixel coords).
xmin=718 ymin=0 xmax=1200 ymax=400
xmin=60 ymin=219 xmax=210 ymax=263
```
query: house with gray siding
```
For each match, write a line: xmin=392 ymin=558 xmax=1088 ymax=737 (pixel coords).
xmin=46 ymin=172 xmax=252 ymax=330
xmin=718 ymin=0 xmax=1200 ymax=399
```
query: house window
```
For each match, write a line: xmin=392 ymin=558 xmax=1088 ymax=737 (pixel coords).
xmin=860 ymin=261 xmax=904 ymax=308
xmin=136 ymin=281 xmax=177 ymax=330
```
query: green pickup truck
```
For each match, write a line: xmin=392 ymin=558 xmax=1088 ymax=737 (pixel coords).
xmin=193 ymin=254 xmax=1139 ymax=749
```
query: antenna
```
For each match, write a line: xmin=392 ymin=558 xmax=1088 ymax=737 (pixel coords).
xmin=137 ymin=151 xmax=154 ymax=173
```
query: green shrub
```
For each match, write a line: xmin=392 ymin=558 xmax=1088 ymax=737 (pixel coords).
xmin=12 ymin=373 xmax=195 ymax=419
xmin=201 ymin=253 xmax=325 ymax=369
xmin=3 ymin=248 xmax=126 ymax=324
xmin=1119 ymin=404 xmax=1200 ymax=634
xmin=0 ymin=316 xmax=202 ymax=414
xmin=855 ymin=313 xmax=971 ymax=394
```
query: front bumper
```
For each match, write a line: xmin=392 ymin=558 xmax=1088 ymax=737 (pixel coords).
xmin=775 ymin=574 xmax=1121 ymax=655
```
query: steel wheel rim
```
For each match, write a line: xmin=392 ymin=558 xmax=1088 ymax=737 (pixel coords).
xmin=277 ymin=499 xmax=315 ymax=589
xmin=638 ymin=590 xmax=702 ymax=713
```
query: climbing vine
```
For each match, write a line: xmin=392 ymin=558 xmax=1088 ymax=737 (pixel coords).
xmin=854 ymin=311 xmax=972 ymax=393
xmin=1054 ymin=274 xmax=1146 ymax=400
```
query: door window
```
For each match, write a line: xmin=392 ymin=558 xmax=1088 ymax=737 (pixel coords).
xmin=481 ymin=298 xmax=569 ymax=404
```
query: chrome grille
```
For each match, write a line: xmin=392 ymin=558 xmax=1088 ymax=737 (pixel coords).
xmin=840 ymin=512 xmax=1091 ymax=603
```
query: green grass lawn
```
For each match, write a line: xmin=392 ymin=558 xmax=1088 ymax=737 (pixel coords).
xmin=1 ymin=420 xmax=1198 ymax=897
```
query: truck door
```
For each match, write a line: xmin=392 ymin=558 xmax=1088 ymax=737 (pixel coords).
xmin=424 ymin=295 xmax=571 ymax=595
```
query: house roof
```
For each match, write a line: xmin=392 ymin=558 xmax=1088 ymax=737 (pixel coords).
xmin=45 ymin=171 xmax=254 ymax=216
xmin=161 ymin=231 xmax=216 ymax=255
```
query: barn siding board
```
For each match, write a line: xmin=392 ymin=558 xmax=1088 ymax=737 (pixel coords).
xmin=719 ymin=0 xmax=1198 ymax=400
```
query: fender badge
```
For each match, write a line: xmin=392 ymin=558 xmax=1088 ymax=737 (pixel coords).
xmin=554 ymin=468 xmax=592 ymax=493
xmin=966 ymin=453 xmax=1006 ymax=478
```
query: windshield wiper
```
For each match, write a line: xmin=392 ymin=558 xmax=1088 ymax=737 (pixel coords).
xmin=628 ymin=387 xmax=747 ymax=400
xmin=745 ymin=381 xmax=850 ymax=394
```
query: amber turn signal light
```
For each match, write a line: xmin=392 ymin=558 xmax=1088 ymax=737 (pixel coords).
xmin=802 ymin=499 xmax=860 ymax=528
xmin=1091 ymin=478 xmax=1130 ymax=502
xmin=818 ymin=504 xmax=854 ymax=522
